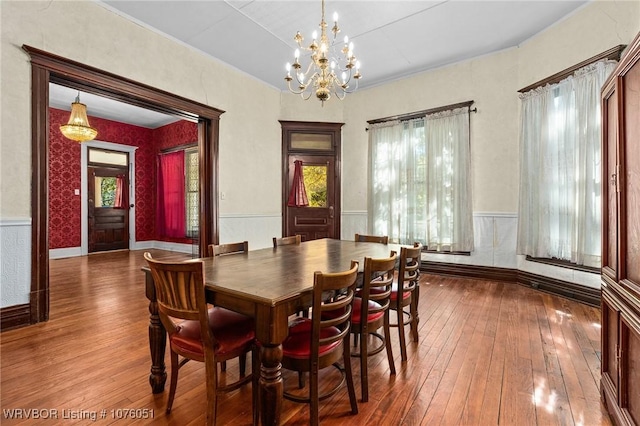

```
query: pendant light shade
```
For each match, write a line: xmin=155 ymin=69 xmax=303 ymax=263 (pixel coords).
xmin=60 ymin=93 xmax=98 ymax=142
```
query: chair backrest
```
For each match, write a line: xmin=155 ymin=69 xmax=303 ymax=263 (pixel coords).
xmin=273 ymin=235 xmax=302 ymax=247
xmin=355 ymin=233 xmax=389 ymax=244
xmin=397 ymin=243 xmax=422 ymax=295
xmin=311 ymin=261 xmax=360 ymax=357
xmin=208 ymin=241 xmax=249 ymax=257
xmin=359 ymin=251 xmax=397 ymax=321
xmin=143 ymin=252 xmax=213 ymax=348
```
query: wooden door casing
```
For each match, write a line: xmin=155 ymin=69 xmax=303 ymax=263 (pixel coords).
xmin=280 ymin=121 xmax=343 ymax=242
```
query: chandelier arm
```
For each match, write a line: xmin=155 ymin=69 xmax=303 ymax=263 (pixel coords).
xmin=287 ymin=80 xmax=308 ymax=95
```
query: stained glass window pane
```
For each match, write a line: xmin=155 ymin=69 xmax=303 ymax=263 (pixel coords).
xmin=291 ymin=133 xmax=332 ymax=150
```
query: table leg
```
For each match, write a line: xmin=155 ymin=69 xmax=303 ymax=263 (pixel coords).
xmin=145 ymin=271 xmax=167 ymax=393
xmin=259 ymin=344 xmax=283 ymax=425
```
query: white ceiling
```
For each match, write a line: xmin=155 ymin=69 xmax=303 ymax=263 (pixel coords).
xmin=49 ymin=84 xmax=179 ymax=129
xmin=51 ymin=0 xmax=589 ymax=127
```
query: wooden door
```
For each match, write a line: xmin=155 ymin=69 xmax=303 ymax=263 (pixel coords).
xmin=280 ymin=121 xmax=343 ymax=242
xmin=88 ymin=166 xmax=129 ymax=252
xmin=286 ymin=154 xmax=336 ymax=241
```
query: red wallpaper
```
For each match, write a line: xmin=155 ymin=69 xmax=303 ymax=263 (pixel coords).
xmin=154 ymin=120 xmax=198 ymax=151
xmin=49 ymin=108 xmax=197 ymax=250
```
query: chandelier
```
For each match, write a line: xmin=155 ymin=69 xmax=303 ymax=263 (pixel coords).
xmin=60 ymin=92 xmax=98 ymax=142
xmin=284 ymin=0 xmax=361 ymax=104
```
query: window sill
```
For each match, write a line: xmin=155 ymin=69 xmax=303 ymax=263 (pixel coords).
xmin=525 ymin=256 xmax=600 ymax=274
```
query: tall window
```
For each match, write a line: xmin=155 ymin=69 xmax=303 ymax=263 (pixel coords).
xmin=157 ymin=145 xmax=199 ymax=239
xmin=517 ymin=60 xmax=617 ymax=268
xmin=368 ymin=106 xmax=473 ymax=251
xmin=185 ymin=148 xmax=199 ymax=238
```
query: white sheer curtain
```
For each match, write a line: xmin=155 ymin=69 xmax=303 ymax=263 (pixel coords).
xmin=517 ymin=60 xmax=617 ymax=268
xmin=368 ymin=107 xmax=473 ymax=251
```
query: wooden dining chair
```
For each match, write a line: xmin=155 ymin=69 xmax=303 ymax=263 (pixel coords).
xmin=281 ymin=262 xmax=360 ymax=426
xmin=355 ymin=233 xmax=389 ymax=244
xmin=144 ymin=253 xmax=258 ymax=426
xmin=349 ymin=251 xmax=397 ymax=402
xmin=388 ymin=243 xmax=422 ymax=361
xmin=273 ymin=234 xmax=302 ymax=247
xmin=206 ymin=240 xmax=250 ymax=373
xmin=207 ymin=240 xmax=249 ymax=257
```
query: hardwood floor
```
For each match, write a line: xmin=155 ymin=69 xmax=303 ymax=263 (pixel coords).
xmin=1 ymin=249 xmax=610 ymax=425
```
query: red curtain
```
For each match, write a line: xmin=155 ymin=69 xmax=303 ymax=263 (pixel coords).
xmin=114 ymin=174 xmax=128 ymax=209
xmin=288 ymin=160 xmax=309 ymax=207
xmin=157 ymin=151 xmax=186 ymax=238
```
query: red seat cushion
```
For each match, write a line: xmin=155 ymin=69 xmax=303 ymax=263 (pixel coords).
xmin=351 ymin=298 xmax=384 ymax=324
xmin=282 ymin=318 xmax=342 ymax=360
xmin=169 ymin=307 xmax=255 ymax=359
xmin=323 ymin=298 xmax=384 ymax=324
xmin=368 ymin=283 xmax=411 ymax=301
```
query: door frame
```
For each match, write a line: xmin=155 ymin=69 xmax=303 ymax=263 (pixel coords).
xmin=24 ymin=45 xmax=224 ymax=325
xmin=279 ymin=121 xmax=343 ymax=239
xmin=82 ymin=142 xmax=137 ymax=255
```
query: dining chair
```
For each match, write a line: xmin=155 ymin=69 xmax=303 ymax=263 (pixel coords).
xmin=281 ymin=261 xmax=360 ymax=426
xmin=349 ymin=251 xmax=397 ymax=402
xmin=206 ymin=240 xmax=250 ymax=374
xmin=388 ymin=242 xmax=422 ymax=361
xmin=207 ymin=240 xmax=249 ymax=257
xmin=144 ymin=253 xmax=258 ymax=426
xmin=354 ymin=233 xmax=389 ymax=244
xmin=273 ymin=234 xmax=302 ymax=247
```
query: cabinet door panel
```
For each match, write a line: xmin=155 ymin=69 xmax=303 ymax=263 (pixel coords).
xmin=603 ymin=89 xmax=618 ymax=279
xmin=602 ymin=299 xmax=620 ymax=391
xmin=623 ymin=60 xmax=640 ymax=286
xmin=621 ymin=317 xmax=640 ymax=424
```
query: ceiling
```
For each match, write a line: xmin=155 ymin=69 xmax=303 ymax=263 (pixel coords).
xmin=51 ymin=0 xmax=589 ymax=127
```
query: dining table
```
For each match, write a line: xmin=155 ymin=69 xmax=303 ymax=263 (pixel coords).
xmin=143 ymin=238 xmax=402 ymax=425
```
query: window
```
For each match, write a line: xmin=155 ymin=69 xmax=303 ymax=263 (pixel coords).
xmin=368 ymin=106 xmax=474 ymax=251
xmin=157 ymin=145 xmax=198 ymax=239
xmin=517 ymin=60 xmax=617 ymax=268
xmin=185 ymin=148 xmax=199 ymax=238
xmin=302 ymin=164 xmax=327 ymax=207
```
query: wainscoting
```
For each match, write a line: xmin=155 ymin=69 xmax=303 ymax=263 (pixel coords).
xmin=342 ymin=211 xmax=601 ymax=305
xmin=0 ymin=219 xmax=31 ymax=309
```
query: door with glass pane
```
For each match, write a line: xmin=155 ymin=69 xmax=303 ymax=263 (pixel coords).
xmin=286 ymin=155 xmax=336 ymax=240
xmin=87 ymin=148 xmax=129 ymax=253
xmin=281 ymin=121 xmax=342 ymax=241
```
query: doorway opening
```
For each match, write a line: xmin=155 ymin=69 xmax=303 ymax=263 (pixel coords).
xmin=280 ymin=121 xmax=343 ymax=241
xmin=25 ymin=45 xmax=223 ymax=325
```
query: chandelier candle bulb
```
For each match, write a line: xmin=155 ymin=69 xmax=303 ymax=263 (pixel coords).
xmin=283 ymin=0 xmax=362 ymax=103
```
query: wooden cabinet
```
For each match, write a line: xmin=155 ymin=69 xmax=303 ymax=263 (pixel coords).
xmin=601 ymin=31 xmax=640 ymax=426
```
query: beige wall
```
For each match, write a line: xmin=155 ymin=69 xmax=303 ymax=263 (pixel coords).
xmin=341 ymin=0 xmax=639 ymax=214
xmin=0 ymin=0 xmax=283 ymax=219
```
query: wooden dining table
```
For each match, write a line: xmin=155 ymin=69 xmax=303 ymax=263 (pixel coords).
xmin=143 ymin=238 xmax=401 ymax=425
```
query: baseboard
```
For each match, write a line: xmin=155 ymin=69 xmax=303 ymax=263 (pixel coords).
xmin=422 ymin=261 xmax=600 ymax=307
xmin=0 ymin=304 xmax=31 ymax=331
xmin=50 ymin=247 xmax=82 ymax=259
xmin=422 ymin=261 xmax=518 ymax=283
xmin=517 ymin=270 xmax=600 ymax=307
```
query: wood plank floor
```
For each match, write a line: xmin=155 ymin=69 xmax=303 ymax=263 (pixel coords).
xmin=1 ymin=249 xmax=611 ymax=425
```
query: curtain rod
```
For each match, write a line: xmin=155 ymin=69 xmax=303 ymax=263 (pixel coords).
xmin=517 ymin=45 xmax=625 ymax=93
xmin=159 ymin=142 xmax=197 ymax=154
xmin=366 ymin=100 xmax=475 ymax=130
